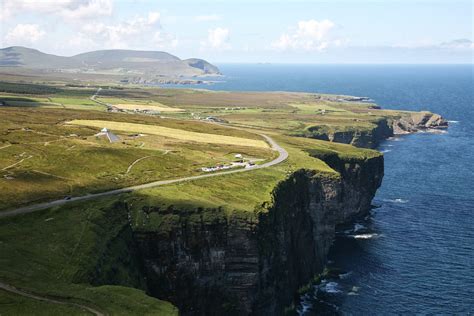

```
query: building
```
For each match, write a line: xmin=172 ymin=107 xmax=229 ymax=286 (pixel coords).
xmin=94 ymin=127 xmax=120 ymax=143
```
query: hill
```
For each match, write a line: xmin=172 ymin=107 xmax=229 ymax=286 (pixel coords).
xmin=0 ymin=46 xmax=221 ymax=83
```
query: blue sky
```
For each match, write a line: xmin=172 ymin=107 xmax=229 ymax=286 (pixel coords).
xmin=0 ymin=0 xmax=472 ymax=63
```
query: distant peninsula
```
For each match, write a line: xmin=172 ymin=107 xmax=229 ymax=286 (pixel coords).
xmin=0 ymin=46 xmax=221 ymax=85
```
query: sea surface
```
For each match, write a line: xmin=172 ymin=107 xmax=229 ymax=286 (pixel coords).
xmin=187 ymin=64 xmax=474 ymax=314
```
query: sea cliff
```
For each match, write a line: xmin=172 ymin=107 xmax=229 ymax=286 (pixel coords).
xmin=303 ymin=111 xmax=448 ymax=149
xmin=125 ymin=153 xmax=383 ymax=315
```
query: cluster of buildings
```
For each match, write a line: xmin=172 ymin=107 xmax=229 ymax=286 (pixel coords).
xmin=201 ymin=154 xmax=256 ymax=172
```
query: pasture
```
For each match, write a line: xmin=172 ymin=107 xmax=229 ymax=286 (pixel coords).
xmin=67 ymin=119 xmax=269 ymax=148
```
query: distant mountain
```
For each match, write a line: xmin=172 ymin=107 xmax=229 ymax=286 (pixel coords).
xmin=0 ymin=46 xmax=221 ymax=80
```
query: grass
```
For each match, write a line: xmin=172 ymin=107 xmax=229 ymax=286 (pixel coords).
xmin=67 ymin=119 xmax=269 ymax=148
xmin=0 ymin=290 xmax=91 ymax=315
xmin=0 ymin=107 xmax=273 ymax=211
xmin=0 ymin=197 xmax=178 ymax=315
xmin=0 ymin=82 xmax=393 ymax=314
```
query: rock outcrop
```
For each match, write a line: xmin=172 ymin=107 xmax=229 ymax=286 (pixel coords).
xmin=130 ymin=154 xmax=383 ymax=315
xmin=303 ymin=111 xmax=448 ymax=149
xmin=392 ymin=111 xmax=448 ymax=134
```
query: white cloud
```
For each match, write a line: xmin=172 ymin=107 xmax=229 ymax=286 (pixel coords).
xmin=73 ymin=11 xmax=180 ymax=51
xmin=272 ymin=19 xmax=337 ymax=51
xmin=5 ymin=24 xmax=45 ymax=45
xmin=195 ymin=14 xmax=222 ymax=22
xmin=201 ymin=27 xmax=230 ymax=50
xmin=0 ymin=0 xmax=113 ymax=21
xmin=153 ymin=31 xmax=179 ymax=49
xmin=439 ymin=39 xmax=474 ymax=49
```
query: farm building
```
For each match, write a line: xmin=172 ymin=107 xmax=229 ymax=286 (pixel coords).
xmin=94 ymin=127 xmax=120 ymax=143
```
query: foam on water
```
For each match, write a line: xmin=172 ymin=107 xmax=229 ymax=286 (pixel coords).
xmin=351 ymin=233 xmax=380 ymax=239
xmin=320 ymin=281 xmax=342 ymax=294
xmin=383 ymin=198 xmax=409 ymax=203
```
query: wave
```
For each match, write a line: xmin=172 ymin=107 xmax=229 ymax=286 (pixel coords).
xmin=387 ymin=137 xmax=404 ymax=142
xmin=348 ymin=286 xmax=360 ymax=296
xmin=419 ymin=129 xmax=448 ymax=134
xmin=448 ymin=120 xmax=459 ymax=123
xmin=354 ymin=223 xmax=366 ymax=232
xmin=351 ymin=233 xmax=380 ymax=239
xmin=383 ymin=198 xmax=409 ymax=203
xmin=381 ymin=149 xmax=392 ymax=153
xmin=320 ymin=281 xmax=342 ymax=294
xmin=339 ymin=271 xmax=353 ymax=279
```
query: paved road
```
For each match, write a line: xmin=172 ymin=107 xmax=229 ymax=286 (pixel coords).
xmin=0 ymin=134 xmax=288 ymax=218
xmin=0 ymin=282 xmax=103 ymax=316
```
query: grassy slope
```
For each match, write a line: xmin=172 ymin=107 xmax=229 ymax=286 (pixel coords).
xmin=0 ymin=107 xmax=273 ymax=210
xmin=0 ymin=290 xmax=91 ymax=316
xmin=0 ymin=197 xmax=178 ymax=315
xmin=0 ymin=82 xmax=386 ymax=314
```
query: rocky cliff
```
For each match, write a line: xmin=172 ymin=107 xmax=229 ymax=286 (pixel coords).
xmin=128 ymin=153 xmax=383 ymax=315
xmin=303 ymin=111 xmax=448 ymax=149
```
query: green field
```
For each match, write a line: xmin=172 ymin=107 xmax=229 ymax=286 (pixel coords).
xmin=68 ymin=119 xmax=269 ymax=148
xmin=0 ymin=81 xmax=395 ymax=315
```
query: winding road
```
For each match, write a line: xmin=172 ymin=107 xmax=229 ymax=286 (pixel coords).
xmin=0 ymin=134 xmax=287 ymax=219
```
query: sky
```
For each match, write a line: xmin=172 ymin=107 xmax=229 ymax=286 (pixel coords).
xmin=0 ymin=0 xmax=472 ymax=63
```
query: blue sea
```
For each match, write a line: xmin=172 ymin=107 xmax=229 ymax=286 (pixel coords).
xmin=189 ymin=64 xmax=474 ymax=314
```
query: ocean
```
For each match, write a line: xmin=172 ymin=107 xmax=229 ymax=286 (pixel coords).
xmin=187 ymin=64 xmax=474 ymax=314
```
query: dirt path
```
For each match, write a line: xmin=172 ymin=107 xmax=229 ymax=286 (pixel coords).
xmin=0 ymin=133 xmax=287 ymax=218
xmin=125 ymin=155 xmax=155 ymax=174
xmin=1 ymin=155 xmax=33 ymax=171
xmin=0 ymin=282 xmax=103 ymax=316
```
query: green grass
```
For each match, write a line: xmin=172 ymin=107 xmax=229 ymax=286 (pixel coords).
xmin=0 ymin=107 xmax=273 ymax=211
xmin=0 ymin=290 xmax=91 ymax=316
xmin=0 ymin=197 xmax=178 ymax=315
xmin=68 ymin=119 xmax=269 ymax=148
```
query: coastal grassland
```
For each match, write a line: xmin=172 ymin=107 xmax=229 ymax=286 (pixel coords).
xmin=0 ymin=197 xmax=178 ymax=315
xmin=128 ymin=134 xmax=381 ymax=233
xmin=0 ymin=136 xmax=379 ymax=314
xmin=67 ymin=119 xmax=269 ymax=148
xmin=0 ymin=107 xmax=273 ymax=211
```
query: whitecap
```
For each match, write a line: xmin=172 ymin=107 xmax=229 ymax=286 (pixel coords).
xmin=320 ymin=281 xmax=342 ymax=293
xmin=426 ymin=129 xmax=447 ymax=134
xmin=351 ymin=233 xmax=380 ymax=239
xmin=381 ymin=149 xmax=392 ymax=153
xmin=448 ymin=120 xmax=459 ymax=123
xmin=383 ymin=198 xmax=408 ymax=203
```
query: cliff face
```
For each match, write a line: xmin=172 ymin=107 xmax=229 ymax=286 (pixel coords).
xmin=304 ymin=112 xmax=448 ymax=149
xmin=131 ymin=154 xmax=384 ymax=315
